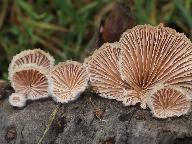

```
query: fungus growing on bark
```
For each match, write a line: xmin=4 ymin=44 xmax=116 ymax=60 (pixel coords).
xmin=9 ymin=49 xmax=54 ymax=80
xmin=10 ymin=66 xmax=49 ymax=100
xmin=87 ymin=42 xmax=129 ymax=101
xmin=147 ymin=87 xmax=191 ymax=118
xmin=119 ymin=24 xmax=192 ymax=108
xmin=9 ymin=93 xmax=27 ymax=108
xmin=49 ymin=61 xmax=89 ymax=103
xmin=8 ymin=49 xmax=54 ymax=107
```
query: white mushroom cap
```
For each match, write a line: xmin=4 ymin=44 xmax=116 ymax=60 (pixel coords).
xmin=119 ymin=24 xmax=192 ymax=108
xmin=86 ymin=42 xmax=129 ymax=101
xmin=147 ymin=86 xmax=191 ymax=118
xmin=9 ymin=93 xmax=27 ymax=108
xmin=49 ymin=61 xmax=89 ymax=103
xmin=8 ymin=49 xmax=54 ymax=81
xmin=11 ymin=65 xmax=49 ymax=100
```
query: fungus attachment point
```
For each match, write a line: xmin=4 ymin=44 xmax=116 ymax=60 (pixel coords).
xmin=9 ymin=93 xmax=27 ymax=108
xmin=148 ymin=87 xmax=191 ymax=118
xmin=11 ymin=67 xmax=49 ymax=100
xmin=9 ymin=49 xmax=54 ymax=80
xmin=49 ymin=61 xmax=89 ymax=103
xmin=87 ymin=42 xmax=129 ymax=101
xmin=122 ymin=90 xmax=144 ymax=108
xmin=119 ymin=24 xmax=192 ymax=108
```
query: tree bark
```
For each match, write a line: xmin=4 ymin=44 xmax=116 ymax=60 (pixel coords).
xmin=1 ymin=89 xmax=192 ymax=144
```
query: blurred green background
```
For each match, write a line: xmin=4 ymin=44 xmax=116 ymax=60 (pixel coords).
xmin=0 ymin=0 xmax=191 ymax=80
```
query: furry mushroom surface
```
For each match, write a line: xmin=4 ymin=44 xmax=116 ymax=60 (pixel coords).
xmin=9 ymin=93 xmax=27 ymax=108
xmin=147 ymin=87 xmax=191 ymax=118
xmin=119 ymin=24 xmax=192 ymax=109
xmin=49 ymin=61 xmax=89 ymax=103
xmin=10 ymin=66 xmax=49 ymax=100
xmin=8 ymin=49 xmax=54 ymax=107
xmin=9 ymin=49 xmax=54 ymax=80
xmin=87 ymin=42 xmax=129 ymax=101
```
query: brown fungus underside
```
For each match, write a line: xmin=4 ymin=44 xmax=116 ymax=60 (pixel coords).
xmin=8 ymin=49 xmax=54 ymax=107
xmin=87 ymin=24 xmax=192 ymax=118
xmin=87 ymin=42 xmax=130 ymax=101
xmin=119 ymin=24 xmax=192 ymax=109
xmin=148 ymin=87 xmax=191 ymax=118
xmin=11 ymin=67 xmax=49 ymax=100
xmin=49 ymin=61 xmax=89 ymax=103
xmin=9 ymin=49 xmax=54 ymax=81
xmin=7 ymin=24 xmax=192 ymax=118
xmin=9 ymin=49 xmax=54 ymax=71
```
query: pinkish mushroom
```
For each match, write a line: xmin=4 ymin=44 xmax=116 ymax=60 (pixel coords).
xmin=49 ymin=61 xmax=89 ymax=103
xmin=147 ymin=87 xmax=191 ymax=118
xmin=10 ymin=66 xmax=49 ymax=100
xmin=86 ymin=42 xmax=130 ymax=102
xmin=9 ymin=49 xmax=54 ymax=81
xmin=8 ymin=49 xmax=54 ymax=107
xmin=119 ymin=24 xmax=192 ymax=109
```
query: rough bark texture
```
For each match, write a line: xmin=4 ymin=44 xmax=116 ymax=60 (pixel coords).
xmin=0 ymin=80 xmax=6 ymax=99
xmin=1 ymin=89 xmax=192 ymax=144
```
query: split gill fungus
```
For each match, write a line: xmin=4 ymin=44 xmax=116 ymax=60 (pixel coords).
xmin=49 ymin=61 xmax=89 ymax=103
xmin=87 ymin=24 xmax=192 ymax=118
xmin=8 ymin=49 xmax=54 ymax=107
xmin=8 ymin=24 xmax=192 ymax=118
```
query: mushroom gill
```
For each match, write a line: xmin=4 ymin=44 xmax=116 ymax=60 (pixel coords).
xmin=9 ymin=49 xmax=54 ymax=80
xmin=8 ymin=49 xmax=55 ymax=107
xmin=147 ymin=87 xmax=191 ymax=118
xmin=119 ymin=24 xmax=192 ymax=108
xmin=87 ymin=42 xmax=130 ymax=102
xmin=49 ymin=61 xmax=89 ymax=103
xmin=11 ymin=66 xmax=49 ymax=100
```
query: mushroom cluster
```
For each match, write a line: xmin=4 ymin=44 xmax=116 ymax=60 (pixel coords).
xmin=87 ymin=24 xmax=192 ymax=118
xmin=8 ymin=24 xmax=192 ymax=119
xmin=8 ymin=49 xmax=89 ymax=107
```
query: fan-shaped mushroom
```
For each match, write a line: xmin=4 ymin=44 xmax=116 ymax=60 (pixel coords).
xmin=9 ymin=49 xmax=54 ymax=80
xmin=119 ymin=24 xmax=192 ymax=108
xmin=10 ymin=66 xmax=49 ymax=100
xmin=147 ymin=87 xmax=191 ymax=118
xmin=87 ymin=42 xmax=130 ymax=101
xmin=49 ymin=61 xmax=89 ymax=103
xmin=9 ymin=93 xmax=27 ymax=108
xmin=8 ymin=49 xmax=54 ymax=107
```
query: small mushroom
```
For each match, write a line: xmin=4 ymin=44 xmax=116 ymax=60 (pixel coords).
xmin=9 ymin=49 xmax=54 ymax=80
xmin=86 ymin=42 xmax=129 ymax=101
xmin=8 ymin=49 xmax=54 ymax=107
xmin=10 ymin=66 xmax=49 ymax=100
xmin=49 ymin=61 xmax=89 ymax=103
xmin=147 ymin=87 xmax=191 ymax=118
xmin=119 ymin=24 xmax=192 ymax=108
xmin=9 ymin=93 xmax=27 ymax=108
